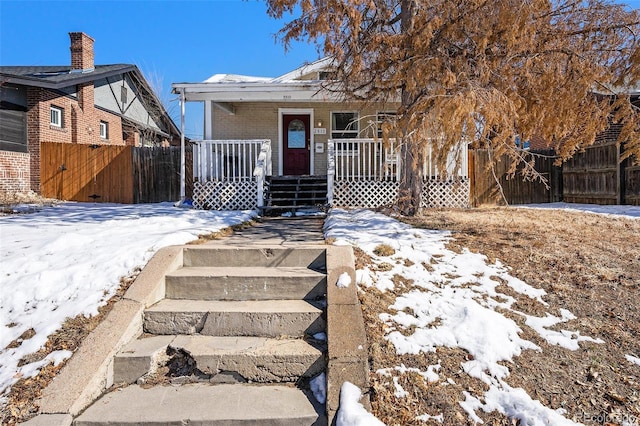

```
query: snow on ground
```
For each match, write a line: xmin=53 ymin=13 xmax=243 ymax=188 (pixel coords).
xmin=336 ymin=382 xmax=386 ymax=426
xmin=1 ymin=200 xmax=637 ymax=422
xmin=324 ymin=207 xmax=636 ymax=425
xmin=0 ymin=202 xmax=256 ymax=404
xmin=521 ymin=202 xmax=640 ymax=219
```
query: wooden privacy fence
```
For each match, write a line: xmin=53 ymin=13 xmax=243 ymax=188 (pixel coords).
xmin=469 ymin=149 xmax=561 ymax=206
xmin=41 ymin=142 xmax=192 ymax=204
xmin=470 ymin=145 xmax=640 ymax=206
xmin=563 ymin=142 xmax=640 ymax=205
xmin=132 ymin=146 xmax=192 ymax=204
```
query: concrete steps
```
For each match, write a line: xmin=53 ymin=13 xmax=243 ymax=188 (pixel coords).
xmin=74 ymin=246 xmax=328 ymax=425
xmin=74 ymin=383 xmax=325 ymax=426
xmin=113 ymin=335 xmax=325 ymax=384
xmin=182 ymin=246 xmax=326 ymax=269
xmin=143 ymin=299 xmax=325 ymax=337
xmin=165 ymin=266 xmax=326 ymax=300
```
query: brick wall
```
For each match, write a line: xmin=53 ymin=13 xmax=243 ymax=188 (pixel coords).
xmin=0 ymin=151 xmax=30 ymax=192
xmin=211 ymin=101 xmax=395 ymax=175
xmin=25 ymin=86 xmax=126 ymax=192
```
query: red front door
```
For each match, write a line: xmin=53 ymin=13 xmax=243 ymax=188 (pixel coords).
xmin=283 ymin=114 xmax=310 ymax=175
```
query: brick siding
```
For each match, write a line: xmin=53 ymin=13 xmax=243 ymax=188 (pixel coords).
xmin=23 ymin=85 xmax=127 ymax=192
xmin=0 ymin=151 xmax=30 ymax=192
xmin=211 ymin=101 xmax=391 ymax=175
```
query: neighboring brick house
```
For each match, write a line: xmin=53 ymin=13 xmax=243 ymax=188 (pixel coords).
xmin=0 ymin=32 xmax=180 ymax=193
xmin=527 ymin=90 xmax=640 ymax=151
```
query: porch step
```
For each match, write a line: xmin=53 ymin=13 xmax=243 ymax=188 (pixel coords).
xmin=263 ymin=176 xmax=328 ymax=216
xmin=113 ymin=335 xmax=325 ymax=384
xmin=182 ymin=246 xmax=326 ymax=269
xmin=74 ymin=383 xmax=325 ymax=425
xmin=165 ymin=266 xmax=326 ymax=300
xmin=143 ymin=299 xmax=325 ymax=337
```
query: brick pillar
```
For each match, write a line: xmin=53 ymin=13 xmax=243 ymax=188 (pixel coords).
xmin=77 ymin=82 xmax=94 ymax=113
xmin=26 ymin=88 xmax=41 ymax=192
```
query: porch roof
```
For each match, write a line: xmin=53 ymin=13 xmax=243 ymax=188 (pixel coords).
xmin=171 ymin=57 xmax=338 ymax=103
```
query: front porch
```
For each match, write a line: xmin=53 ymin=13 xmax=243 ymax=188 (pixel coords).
xmin=190 ymin=139 xmax=469 ymax=212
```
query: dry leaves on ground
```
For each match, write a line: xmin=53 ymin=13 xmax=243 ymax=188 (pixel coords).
xmin=359 ymin=206 xmax=640 ymax=425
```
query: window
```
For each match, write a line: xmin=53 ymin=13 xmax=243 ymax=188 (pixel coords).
xmin=100 ymin=121 xmax=109 ymax=139
xmin=120 ymin=86 xmax=128 ymax=104
xmin=331 ymin=112 xmax=359 ymax=139
xmin=287 ymin=119 xmax=306 ymax=148
xmin=377 ymin=112 xmax=397 ymax=138
xmin=331 ymin=112 xmax=360 ymax=152
xmin=0 ymin=106 xmax=28 ymax=153
xmin=515 ymin=135 xmax=530 ymax=150
xmin=50 ymin=106 xmax=63 ymax=127
xmin=318 ymin=71 xmax=336 ymax=80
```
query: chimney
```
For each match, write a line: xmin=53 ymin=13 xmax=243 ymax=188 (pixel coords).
xmin=69 ymin=32 xmax=95 ymax=72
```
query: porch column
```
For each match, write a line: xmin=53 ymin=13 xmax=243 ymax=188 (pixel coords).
xmin=204 ymin=101 xmax=213 ymax=139
xmin=179 ymin=89 xmax=186 ymax=200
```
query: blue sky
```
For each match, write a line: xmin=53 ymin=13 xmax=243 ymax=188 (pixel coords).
xmin=0 ymin=0 xmax=319 ymax=138
xmin=1 ymin=0 xmax=639 ymax=138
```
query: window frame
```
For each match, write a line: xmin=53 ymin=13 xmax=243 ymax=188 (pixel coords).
xmin=331 ymin=111 xmax=359 ymax=139
xmin=99 ymin=120 xmax=109 ymax=139
xmin=50 ymin=106 xmax=63 ymax=128
xmin=331 ymin=111 xmax=361 ymax=154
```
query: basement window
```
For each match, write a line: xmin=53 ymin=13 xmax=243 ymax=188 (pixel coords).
xmin=50 ymin=106 xmax=63 ymax=127
xmin=100 ymin=121 xmax=109 ymax=139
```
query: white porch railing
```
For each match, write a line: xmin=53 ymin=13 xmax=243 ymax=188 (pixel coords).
xmin=194 ymin=139 xmax=268 ymax=181
xmin=329 ymin=138 xmax=468 ymax=181
xmin=192 ymin=139 xmax=271 ymax=210
xmin=328 ymin=138 xmax=469 ymax=208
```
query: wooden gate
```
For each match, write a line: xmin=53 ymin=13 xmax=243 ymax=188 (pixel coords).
xmin=41 ymin=142 xmax=133 ymax=203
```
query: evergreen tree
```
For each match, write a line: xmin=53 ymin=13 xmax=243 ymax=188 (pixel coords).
xmin=267 ymin=0 xmax=640 ymax=214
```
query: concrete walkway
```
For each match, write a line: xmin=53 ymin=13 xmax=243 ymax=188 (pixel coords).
xmin=221 ymin=215 xmax=326 ymax=246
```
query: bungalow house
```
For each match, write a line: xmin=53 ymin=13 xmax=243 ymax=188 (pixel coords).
xmin=0 ymin=32 xmax=180 ymax=195
xmin=172 ymin=58 xmax=469 ymax=212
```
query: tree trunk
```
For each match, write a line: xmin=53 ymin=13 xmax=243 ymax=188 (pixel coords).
xmin=396 ymin=0 xmax=423 ymax=216
xmin=397 ymin=137 xmax=423 ymax=215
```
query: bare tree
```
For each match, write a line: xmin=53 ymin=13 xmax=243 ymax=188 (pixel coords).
xmin=126 ymin=68 xmax=179 ymax=147
xmin=266 ymin=0 xmax=640 ymax=215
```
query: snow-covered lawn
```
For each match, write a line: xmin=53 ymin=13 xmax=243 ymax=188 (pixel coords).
xmin=0 ymin=202 xmax=256 ymax=404
xmin=324 ymin=207 xmax=639 ymax=425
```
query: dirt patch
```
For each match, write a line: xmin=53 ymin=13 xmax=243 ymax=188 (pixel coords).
xmin=360 ymin=206 xmax=640 ymax=425
xmin=0 ymin=192 xmax=60 ymax=215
